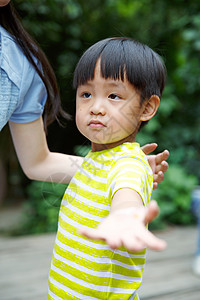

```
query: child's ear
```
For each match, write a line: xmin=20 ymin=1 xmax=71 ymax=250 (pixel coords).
xmin=140 ymin=95 xmax=160 ymax=121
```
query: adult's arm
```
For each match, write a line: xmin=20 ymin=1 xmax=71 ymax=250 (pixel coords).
xmin=9 ymin=117 xmax=83 ymax=183
xmin=9 ymin=117 xmax=168 ymax=185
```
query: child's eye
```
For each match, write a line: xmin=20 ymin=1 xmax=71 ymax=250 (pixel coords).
xmin=108 ymin=94 xmax=121 ymax=100
xmin=82 ymin=92 xmax=92 ymax=98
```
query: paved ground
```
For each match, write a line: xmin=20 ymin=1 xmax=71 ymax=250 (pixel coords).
xmin=0 ymin=207 xmax=200 ymax=299
xmin=139 ymin=226 xmax=200 ymax=299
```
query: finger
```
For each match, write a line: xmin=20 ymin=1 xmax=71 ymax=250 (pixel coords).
xmin=78 ymin=227 xmax=105 ymax=241
xmin=157 ymin=171 xmax=165 ymax=183
xmin=144 ymin=200 xmax=160 ymax=224
xmin=153 ymin=182 xmax=158 ymax=190
xmin=128 ymin=224 xmax=167 ymax=251
xmin=160 ymin=161 xmax=169 ymax=173
xmin=122 ymin=226 xmax=166 ymax=252
xmin=156 ymin=161 xmax=169 ymax=173
xmin=144 ymin=230 xmax=167 ymax=251
xmin=141 ymin=143 xmax=157 ymax=155
xmin=154 ymin=162 xmax=168 ymax=182
xmin=105 ymin=236 xmax=122 ymax=249
xmin=122 ymin=234 xmax=146 ymax=252
xmin=153 ymin=171 xmax=164 ymax=184
xmin=79 ymin=227 xmax=122 ymax=249
xmin=155 ymin=150 xmax=169 ymax=165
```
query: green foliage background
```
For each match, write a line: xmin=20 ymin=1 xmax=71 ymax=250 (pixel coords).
xmin=6 ymin=0 xmax=200 ymax=233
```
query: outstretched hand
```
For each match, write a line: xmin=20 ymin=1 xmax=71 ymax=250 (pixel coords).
xmin=79 ymin=200 xmax=167 ymax=252
xmin=141 ymin=143 xmax=169 ymax=190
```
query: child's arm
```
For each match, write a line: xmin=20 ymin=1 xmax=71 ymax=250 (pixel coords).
xmin=79 ymin=189 xmax=166 ymax=252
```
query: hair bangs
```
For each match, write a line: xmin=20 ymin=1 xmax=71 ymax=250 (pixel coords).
xmin=99 ymin=41 xmax=126 ymax=82
xmin=73 ymin=53 xmax=98 ymax=89
xmin=73 ymin=40 xmax=107 ymax=89
xmin=73 ymin=37 xmax=166 ymax=103
xmin=73 ymin=38 xmax=129 ymax=88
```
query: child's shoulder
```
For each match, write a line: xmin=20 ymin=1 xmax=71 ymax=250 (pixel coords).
xmin=110 ymin=142 xmax=152 ymax=174
xmin=112 ymin=142 xmax=147 ymax=162
xmin=116 ymin=142 xmax=144 ymax=157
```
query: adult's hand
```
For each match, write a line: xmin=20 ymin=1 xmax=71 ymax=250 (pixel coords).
xmin=141 ymin=143 xmax=169 ymax=190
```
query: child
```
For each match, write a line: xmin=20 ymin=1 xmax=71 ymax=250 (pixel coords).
xmin=48 ymin=37 xmax=167 ymax=300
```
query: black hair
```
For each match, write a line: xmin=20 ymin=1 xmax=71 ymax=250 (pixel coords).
xmin=0 ymin=3 xmax=70 ymax=131
xmin=73 ymin=37 xmax=166 ymax=128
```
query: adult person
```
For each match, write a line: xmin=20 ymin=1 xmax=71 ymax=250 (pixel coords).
xmin=0 ymin=0 xmax=169 ymax=187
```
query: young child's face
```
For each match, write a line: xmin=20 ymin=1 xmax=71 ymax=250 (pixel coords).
xmin=76 ymin=60 xmax=146 ymax=152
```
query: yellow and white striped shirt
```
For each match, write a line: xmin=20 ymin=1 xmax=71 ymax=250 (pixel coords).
xmin=48 ymin=142 xmax=153 ymax=300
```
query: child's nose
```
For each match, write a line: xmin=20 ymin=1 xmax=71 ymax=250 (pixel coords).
xmin=90 ymin=98 xmax=106 ymax=115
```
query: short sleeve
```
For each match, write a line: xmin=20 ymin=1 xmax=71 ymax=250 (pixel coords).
xmin=9 ymin=57 xmax=47 ymax=123
xmin=108 ymin=156 xmax=153 ymax=206
xmin=0 ymin=26 xmax=47 ymax=125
